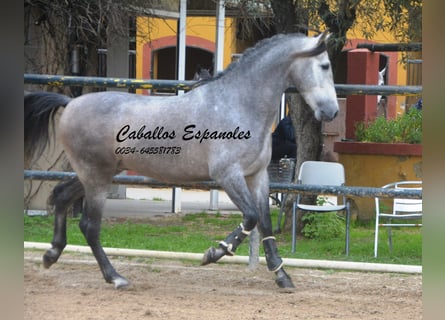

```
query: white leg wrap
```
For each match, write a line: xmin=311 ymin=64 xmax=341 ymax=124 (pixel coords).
xmin=219 ymin=223 xmax=250 ymax=256
xmin=262 ymin=236 xmax=283 ymax=272
xmin=219 ymin=241 xmax=234 ymax=255
xmin=269 ymin=261 xmax=284 ymax=273
xmin=240 ymin=223 xmax=251 ymax=236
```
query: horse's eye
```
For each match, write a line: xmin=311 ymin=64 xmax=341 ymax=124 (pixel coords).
xmin=321 ymin=63 xmax=330 ymax=71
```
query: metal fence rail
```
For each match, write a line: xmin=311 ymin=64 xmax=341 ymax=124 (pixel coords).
xmin=24 ymin=74 xmax=422 ymax=96
xmin=356 ymin=42 xmax=422 ymax=52
xmin=24 ymin=170 xmax=422 ymax=200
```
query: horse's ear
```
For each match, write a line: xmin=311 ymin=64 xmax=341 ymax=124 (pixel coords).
xmin=317 ymin=30 xmax=331 ymax=44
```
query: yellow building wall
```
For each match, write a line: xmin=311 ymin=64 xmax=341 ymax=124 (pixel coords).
xmin=136 ymin=16 xmax=238 ymax=84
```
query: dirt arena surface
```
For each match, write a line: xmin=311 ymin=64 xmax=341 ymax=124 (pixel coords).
xmin=24 ymin=250 xmax=421 ymax=320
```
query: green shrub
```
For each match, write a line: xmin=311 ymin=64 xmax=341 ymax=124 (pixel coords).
xmin=355 ymin=107 xmax=422 ymax=144
xmin=301 ymin=212 xmax=345 ymax=240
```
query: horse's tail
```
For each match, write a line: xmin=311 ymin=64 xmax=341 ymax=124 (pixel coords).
xmin=24 ymin=92 xmax=72 ymax=165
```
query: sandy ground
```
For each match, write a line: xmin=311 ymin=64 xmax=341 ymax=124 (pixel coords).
xmin=24 ymin=250 xmax=422 ymax=320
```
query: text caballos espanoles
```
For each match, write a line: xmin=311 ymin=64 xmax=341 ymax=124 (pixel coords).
xmin=116 ymin=124 xmax=251 ymax=144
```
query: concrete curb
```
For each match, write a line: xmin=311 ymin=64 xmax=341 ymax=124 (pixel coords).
xmin=24 ymin=242 xmax=422 ymax=274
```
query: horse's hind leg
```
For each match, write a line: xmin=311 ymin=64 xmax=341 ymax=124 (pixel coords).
xmin=78 ymin=184 xmax=129 ymax=289
xmin=43 ymin=178 xmax=84 ymax=268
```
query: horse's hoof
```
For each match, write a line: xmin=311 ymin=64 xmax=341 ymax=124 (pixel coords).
xmin=43 ymin=248 xmax=60 ymax=268
xmin=112 ymin=276 xmax=130 ymax=289
xmin=275 ymin=268 xmax=295 ymax=289
xmin=201 ymin=247 xmax=225 ymax=265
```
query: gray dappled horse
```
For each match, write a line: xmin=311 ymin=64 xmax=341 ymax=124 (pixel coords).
xmin=24 ymin=32 xmax=338 ymax=289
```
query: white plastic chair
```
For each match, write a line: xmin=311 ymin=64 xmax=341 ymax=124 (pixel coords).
xmin=292 ymin=161 xmax=351 ymax=255
xmin=374 ymin=181 xmax=422 ymax=257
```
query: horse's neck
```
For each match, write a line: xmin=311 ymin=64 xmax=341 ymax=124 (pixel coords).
xmin=220 ymin=56 xmax=290 ymax=127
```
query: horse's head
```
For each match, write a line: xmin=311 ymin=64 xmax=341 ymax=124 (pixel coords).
xmin=193 ymin=66 xmax=212 ymax=81
xmin=288 ymin=32 xmax=339 ymax=122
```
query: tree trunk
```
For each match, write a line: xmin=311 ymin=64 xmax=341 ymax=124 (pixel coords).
xmin=277 ymin=1 xmax=360 ymax=234
xmin=281 ymin=94 xmax=322 ymax=233
xmin=269 ymin=0 xmax=322 ymax=235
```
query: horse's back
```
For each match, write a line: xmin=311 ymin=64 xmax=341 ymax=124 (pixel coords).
xmin=57 ymin=91 xmax=213 ymax=181
xmin=58 ymin=92 xmax=138 ymax=178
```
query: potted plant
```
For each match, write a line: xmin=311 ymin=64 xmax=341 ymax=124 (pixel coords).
xmin=333 ymin=108 xmax=422 ymax=221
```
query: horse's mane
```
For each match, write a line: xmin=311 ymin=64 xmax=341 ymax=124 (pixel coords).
xmin=194 ymin=33 xmax=307 ymax=88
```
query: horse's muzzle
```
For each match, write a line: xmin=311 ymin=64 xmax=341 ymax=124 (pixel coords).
xmin=316 ymin=107 xmax=338 ymax=122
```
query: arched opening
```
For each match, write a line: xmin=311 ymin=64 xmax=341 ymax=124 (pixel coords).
xmin=186 ymin=47 xmax=213 ymax=80
xmin=153 ymin=47 xmax=214 ymax=80
xmin=152 ymin=46 xmax=213 ymax=94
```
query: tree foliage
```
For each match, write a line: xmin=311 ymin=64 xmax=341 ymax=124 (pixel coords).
xmin=24 ymin=0 xmax=178 ymax=90
xmin=249 ymin=0 xmax=422 ymax=72
xmin=24 ymin=0 xmax=422 ymax=79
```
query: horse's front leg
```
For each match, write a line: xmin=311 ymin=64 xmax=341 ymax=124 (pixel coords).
xmin=201 ymin=169 xmax=294 ymax=288
xmin=259 ymin=210 xmax=295 ymax=288
xmin=247 ymin=171 xmax=295 ymax=289
xmin=201 ymin=173 xmax=259 ymax=265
